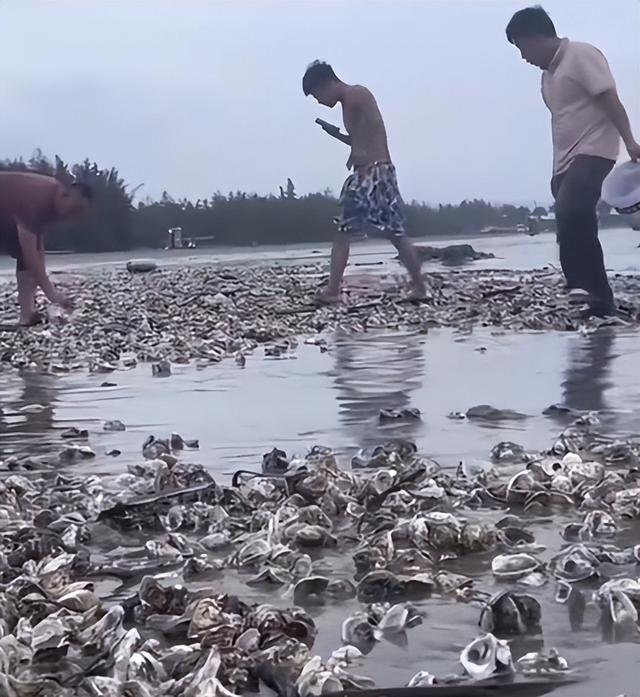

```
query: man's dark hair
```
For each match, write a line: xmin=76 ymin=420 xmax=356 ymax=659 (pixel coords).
xmin=71 ymin=181 xmax=93 ymax=200
xmin=506 ymin=6 xmax=557 ymax=44
xmin=302 ymin=60 xmax=339 ymax=95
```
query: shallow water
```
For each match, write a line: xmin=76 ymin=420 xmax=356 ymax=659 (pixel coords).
xmin=1 ymin=226 xmax=639 ymax=280
xmin=2 ymin=326 xmax=640 ymax=695
xmin=1 ymin=327 xmax=638 ymax=470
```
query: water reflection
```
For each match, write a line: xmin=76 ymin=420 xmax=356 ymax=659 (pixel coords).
xmin=0 ymin=371 xmax=58 ymax=457
xmin=328 ymin=330 xmax=426 ymax=449
xmin=0 ymin=327 xmax=638 ymax=475
xmin=562 ymin=329 xmax=615 ymax=414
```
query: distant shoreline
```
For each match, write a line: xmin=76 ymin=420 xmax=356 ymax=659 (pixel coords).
xmin=0 ymin=224 xmax=632 ymax=283
xmin=49 ymin=226 xmax=554 ymax=255
xmin=56 ymin=218 xmax=636 ymax=255
xmin=46 ymin=227 xmax=540 ymax=255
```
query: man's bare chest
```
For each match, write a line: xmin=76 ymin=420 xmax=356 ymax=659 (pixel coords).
xmin=342 ymin=106 xmax=357 ymax=136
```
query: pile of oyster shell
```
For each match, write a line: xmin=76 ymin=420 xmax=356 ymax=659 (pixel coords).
xmin=2 ymin=410 xmax=640 ymax=695
xmin=1 ymin=263 xmax=640 ymax=374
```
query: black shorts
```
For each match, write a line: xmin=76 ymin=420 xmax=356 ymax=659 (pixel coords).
xmin=0 ymin=223 xmax=25 ymax=270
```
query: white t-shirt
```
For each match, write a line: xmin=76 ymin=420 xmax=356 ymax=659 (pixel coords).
xmin=542 ymin=39 xmax=620 ymax=175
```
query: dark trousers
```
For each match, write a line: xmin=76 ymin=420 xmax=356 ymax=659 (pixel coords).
xmin=551 ymin=154 xmax=615 ymax=307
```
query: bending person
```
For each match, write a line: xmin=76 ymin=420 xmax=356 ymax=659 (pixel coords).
xmin=0 ymin=171 xmax=92 ymax=324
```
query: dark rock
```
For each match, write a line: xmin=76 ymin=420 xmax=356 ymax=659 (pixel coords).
xmin=152 ymin=360 xmax=171 ymax=378
xmin=466 ymin=405 xmax=528 ymax=421
xmin=103 ymin=420 xmax=126 ymax=432
xmin=262 ymin=448 xmax=289 ymax=474
xmin=409 ymin=244 xmax=495 ymax=266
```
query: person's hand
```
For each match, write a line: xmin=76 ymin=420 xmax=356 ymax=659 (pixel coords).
xmin=49 ymin=288 xmax=74 ymax=311
xmin=625 ymin=140 xmax=640 ymax=162
xmin=316 ymin=118 xmax=339 ymax=136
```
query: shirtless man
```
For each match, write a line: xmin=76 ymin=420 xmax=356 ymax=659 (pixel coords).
xmin=302 ymin=61 xmax=426 ymax=303
xmin=0 ymin=171 xmax=92 ymax=324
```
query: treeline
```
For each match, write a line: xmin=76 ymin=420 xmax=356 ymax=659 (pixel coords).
xmin=0 ymin=152 xmax=135 ymax=253
xmin=0 ymin=151 xmax=570 ymax=252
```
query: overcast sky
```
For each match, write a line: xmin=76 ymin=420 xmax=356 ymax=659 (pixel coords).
xmin=1 ymin=0 xmax=638 ymax=206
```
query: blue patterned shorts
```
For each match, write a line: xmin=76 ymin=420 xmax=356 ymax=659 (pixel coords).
xmin=334 ymin=161 xmax=406 ymax=239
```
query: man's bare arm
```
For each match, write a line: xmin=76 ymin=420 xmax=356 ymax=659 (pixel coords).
xmin=595 ymin=89 xmax=640 ymax=160
xmin=17 ymin=225 xmax=58 ymax=301
xmin=315 ymin=118 xmax=352 ymax=146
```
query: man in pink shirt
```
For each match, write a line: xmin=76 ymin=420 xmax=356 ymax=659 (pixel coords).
xmin=0 ymin=171 xmax=92 ymax=325
xmin=506 ymin=6 xmax=640 ymax=318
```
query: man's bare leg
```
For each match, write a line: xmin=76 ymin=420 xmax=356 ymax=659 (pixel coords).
xmin=17 ymin=270 xmax=38 ymax=324
xmin=392 ymin=237 xmax=426 ymax=298
xmin=318 ymin=233 xmax=350 ymax=303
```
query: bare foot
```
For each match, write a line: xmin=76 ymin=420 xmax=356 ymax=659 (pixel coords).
xmin=408 ymin=289 xmax=427 ymax=300
xmin=19 ymin=311 xmax=44 ymax=327
xmin=394 ymin=286 xmax=429 ymax=304
xmin=407 ymin=283 xmax=429 ymax=300
xmin=315 ymin=292 xmax=341 ymax=306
